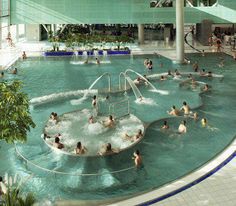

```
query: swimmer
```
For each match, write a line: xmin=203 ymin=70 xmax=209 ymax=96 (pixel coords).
xmin=207 ymin=71 xmax=213 ymax=77
xmin=88 ymin=116 xmax=95 ymax=124
xmin=167 ymin=105 xmax=180 ymax=116
xmin=12 ymin=68 xmax=17 ymax=74
xmin=181 ymin=101 xmax=190 ymax=115
xmin=43 ymin=133 xmax=51 ymax=140
xmin=53 ymin=137 xmax=64 ymax=149
xmin=199 ymin=69 xmax=206 ymax=76
xmin=188 ymin=74 xmax=193 ymax=79
xmin=103 ymin=115 xmax=115 ymax=128
xmin=124 ymin=129 xmax=143 ymax=141
xmin=191 ymin=78 xmax=198 ymax=88
xmin=75 ymin=141 xmax=87 ymax=155
xmin=178 ymin=120 xmax=187 ymax=133
xmin=144 ymin=58 xmax=149 ymax=68
xmin=201 ymin=118 xmax=207 ymax=127
xmin=95 ymin=57 xmax=100 ymax=64
xmin=0 ymin=72 xmax=4 ymax=78
xmin=201 ymin=50 xmax=205 ymax=57
xmin=0 ymin=176 xmax=7 ymax=195
xmin=132 ymin=150 xmax=142 ymax=167
xmin=192 ymin=112 xmax=198 ymax=121
xmin=138 ymin=96 xmax=143 ymax=102
xmin=161 ymin=120 xmax=169 ymax=129
xmin=174 ymin=69 xmax=181 ymax=76
xmin=202 ymin=84 xmax=209 ymax=92
xmin=50 ymin=112 xmax=58 ymax=122
xmin=134 ymin=76 xmax=142 ymax=85
xmin=50 ymin=112 xmax=55 ymax=119
xmin=53 ymin=113 xmax=58 ymax=122
xmin=98 ymin=143 xmax=118 ymax=155
xmin=147 ymin=60 xmax=153 ymax=70
xmin=192 ymin=62 xmax=199 ymax=72
xmin=167 ymin=70 xmax=173 ymax=76
xmin=92 ymin=95 xmax=97 ymax=107
xmin=160 ymin=75 xmax=166 ymax=81
xmin=22 ymin=51 xmax=27 ymax=59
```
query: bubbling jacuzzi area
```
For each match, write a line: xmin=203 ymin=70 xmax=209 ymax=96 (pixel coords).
xmin=1 ymin=52 xmax=236 ymax=204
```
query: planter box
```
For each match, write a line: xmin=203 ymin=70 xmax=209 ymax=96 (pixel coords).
xmin=44 ymin=50 xmax=130 ymax=56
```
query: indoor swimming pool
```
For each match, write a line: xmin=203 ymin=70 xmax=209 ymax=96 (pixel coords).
xmin=0 ymin=53 xmax=236 ymax=204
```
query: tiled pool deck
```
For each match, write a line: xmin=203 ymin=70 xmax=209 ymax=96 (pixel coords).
xmin=0 ymin=39 xmax=235 ymax=206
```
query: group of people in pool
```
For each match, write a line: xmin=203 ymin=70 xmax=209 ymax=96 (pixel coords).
xmin=84 ymin=57 xmax=100 ymax=64
xmin=144 ymin=58 xmax=153 ymax=70
xmin=0 ymin=68 xmax=18 ymax=78
xmin=45 ymin=127 xmax=143 ymax=166
xmin=165 ymin=101 xmax=208 ymax=134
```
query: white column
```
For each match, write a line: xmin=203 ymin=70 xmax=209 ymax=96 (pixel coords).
xmin=16 ymin=24 xmax=19 ymax=42
xmin=0 ymin=27 xmax=2 ymax=49
xmin=176 ymin=0 xmax=185 ymax=64
xmin=138 ymin=24 xmax=144 ymax=45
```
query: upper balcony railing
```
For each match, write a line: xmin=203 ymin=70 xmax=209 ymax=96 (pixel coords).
xmin=150 ymin=0 xmax=218 ymax=8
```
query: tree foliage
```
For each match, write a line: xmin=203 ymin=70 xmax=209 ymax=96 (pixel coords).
xmin=0 ymin=80 xmax=35 ymax=143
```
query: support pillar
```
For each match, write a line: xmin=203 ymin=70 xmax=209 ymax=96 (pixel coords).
xmin=176 ymin=0 xmax=185 ymax=64
xmin=138 ymin=24 xmax=144 ymax=45
xmin=0 ymin=27 xmax=2 ymax=49
xmin=16 ymin=24 xmax=19 ymax=42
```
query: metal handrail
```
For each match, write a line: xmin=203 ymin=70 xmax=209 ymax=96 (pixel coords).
xmin=14 ymin=144 xmax=135 ymax=177
xmin=119 ymin=72 xmax=127 ymax=90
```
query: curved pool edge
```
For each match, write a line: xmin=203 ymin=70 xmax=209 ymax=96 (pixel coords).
xmin=108 ymin=136 xmax=236 ymax=206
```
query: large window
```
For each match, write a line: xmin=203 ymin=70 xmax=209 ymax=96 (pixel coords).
xmin=0 ymin=0 xmax=10 ymax=16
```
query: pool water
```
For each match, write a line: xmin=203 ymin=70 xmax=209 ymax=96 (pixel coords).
xmin=0 ymin=53 xmax=236 ymax=203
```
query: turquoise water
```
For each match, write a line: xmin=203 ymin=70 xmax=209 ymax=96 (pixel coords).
xmin=0 ymin=53 xmax=236 ymax=203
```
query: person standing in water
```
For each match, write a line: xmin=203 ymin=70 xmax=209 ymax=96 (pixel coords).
xmin=92 ymin=95 xmax=97 ymax=108
xmin=181 ymin=101 xmax=190 ymax=116
xmin=133 ymin=150 xmax=142 ymax=167
xmin=178 ymin=120 xmax=187 ymax=133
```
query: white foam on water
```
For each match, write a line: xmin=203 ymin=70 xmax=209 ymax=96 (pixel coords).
xmin=135 ymin=97 xmax=157 ymax=106
xmin=212 ymin=74 xmax=224 ymax=78
xmin=86 ymin=122 xmax=107 ymax=135
xmin=30 ymin=89 xmax=97 ymax=105
xmin=149 ymin=89 xmax=169 ymax=95
xmin=99 ymin=169 xmax=119 ymax=187
xmin=70 ymin=61 xmax=85 ymax=65
xmin=70 ymin=97 xmax=87 ymax=105
xmin=44 ymin=111 xmax=144 ymax=155
xmin=100 ymin=60 xmax=111 ymax=64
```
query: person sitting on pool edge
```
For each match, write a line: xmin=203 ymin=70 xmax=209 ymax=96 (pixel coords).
xmin=92 ymin=95 xmax=97 ymax=108
xmin=124 ymin=129 xmax=143 ymax=142
xmin=202 ymin=84 xmax=209 ymax=92
xmin=22 ymin=51 xmax=27 ymax=59
xmin=95 ymin=57 xmax=100 ymax=64
xmin=53 ymin=136 xmax=64 ymax=149
xmin=132 ymin=150 xmax=142 ymax=167
xmin=75 ymin=141 xmax=87 ymax=155
xmin=50 ymin=112 xmax=59 ymax=123
xmin=88 ymin=116 xmax=95 ymax=124
xmin=167 ymin=105 xmax=180 ymax=116
xmin=161 ymin=120 xmax=169 ymax=129
xmin=180 ymin=101 xmax=190 ymax=116
xmin=178 ymin=120 xmax=187 ymax=134
xmin=103 ymin=115 xmax=115 ymax=128
xmin=12 ymin=68 xmax=17 ymax=74
xmin=0 ymin=176 xmax=7 ymax=195
xmin=98 ymin=143 xmax=119 ymax=156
